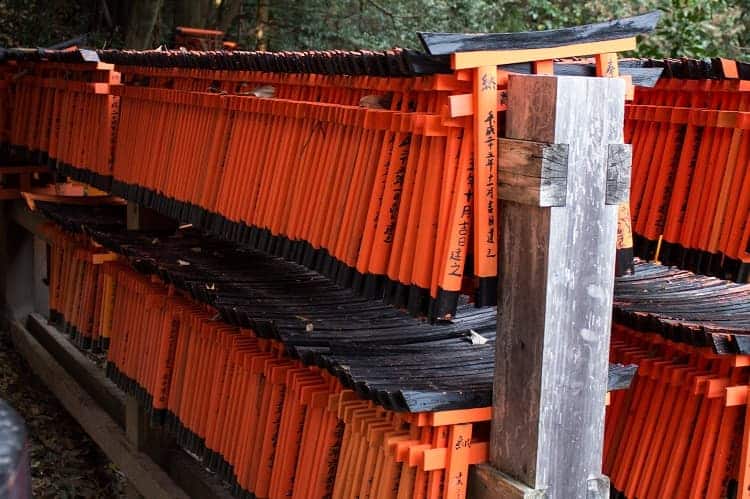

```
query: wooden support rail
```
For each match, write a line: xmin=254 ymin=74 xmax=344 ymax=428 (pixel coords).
xmin=419 ymin=12 xmax=660 ymax=56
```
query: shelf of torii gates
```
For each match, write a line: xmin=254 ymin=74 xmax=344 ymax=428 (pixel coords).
xmin=0 ymin=16 xmax=663 ymax=324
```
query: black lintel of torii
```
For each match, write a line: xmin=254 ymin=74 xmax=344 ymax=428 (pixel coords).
xmin=417 ymin=10 xmax=661 ymax=55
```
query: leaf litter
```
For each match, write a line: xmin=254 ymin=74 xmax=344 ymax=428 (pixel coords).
xmin=0 ymin=330 xmax=125 ymax=498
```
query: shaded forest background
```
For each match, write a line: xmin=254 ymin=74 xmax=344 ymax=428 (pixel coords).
xmin=0 ymin=0 xmax=748 ymax=59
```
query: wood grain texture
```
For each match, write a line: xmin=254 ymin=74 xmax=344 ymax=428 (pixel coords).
xmin=605 ymin=144 xmax=632 ymax=204
xmin=492 ymin=74 xmax=625 ymax=499
xmin=492 ymin=64 xmax=662 ymax=88
xmin=468 ymin=463 xmax=546 ymax=498
xmin=498 ymin=138 xmax=569 ymax=207
xmin=493 ymin=201 xmax=550 ymax=485
xmin=606 ymin=363 xmax=637 ymax=391
xmin=505 ymin=76 xmax=557 ymax=143
xmin=418 ymin=11 xmax=660 ymax=55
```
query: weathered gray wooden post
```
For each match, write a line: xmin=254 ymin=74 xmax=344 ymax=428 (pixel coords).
xmin=470 ymin=73 xmax=630 ymax=498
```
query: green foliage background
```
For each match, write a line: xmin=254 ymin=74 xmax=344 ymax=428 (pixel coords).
xmin=259 ymin=0 xmax=749 ymax=58
xmin=1 ymin=0 xmax=748 ymax=59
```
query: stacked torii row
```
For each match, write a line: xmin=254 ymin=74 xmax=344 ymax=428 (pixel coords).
xmin=0 ymin=13 xmax=661 ymax=324
xmin=0 ymin=12 xmax=686 ymax=499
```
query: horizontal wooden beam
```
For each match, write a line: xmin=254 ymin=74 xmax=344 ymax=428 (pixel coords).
xmin=468 ymin=463 xmax=545 ymax=498
xmin=451 ymin=37 xmax=637 ymax=70
xmin=421 ymin=441 xmax=488 ymax=471
xmin=420 ymin=11 xmax=660 ymax=55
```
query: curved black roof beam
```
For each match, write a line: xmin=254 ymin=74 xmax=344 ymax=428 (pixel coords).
xmin=418 ymin=11 xmax=661 ymax=56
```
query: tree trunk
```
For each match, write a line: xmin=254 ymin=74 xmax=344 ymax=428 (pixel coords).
xmin=200 ymin=0 xmax=215 ymax=27
xmin=110 ymin=0 xmax=133 ymax=33
xmin=217 ymin=0 xmax=242 ymax=33
xmin=124 ymin=0 xmax=164 ymax=49
xmin=174 ymin=0 xmax=204 ymax=28
xmin=161 ymin=0 xmax=176 ymax=37
xmin=255 ymin=0 xmax=269 ymax=50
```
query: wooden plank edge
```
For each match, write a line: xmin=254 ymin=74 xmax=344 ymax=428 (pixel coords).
xmin=5 ymin=317 xmax=190 ymax=499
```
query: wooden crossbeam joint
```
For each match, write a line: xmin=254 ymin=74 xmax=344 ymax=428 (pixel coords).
xmin=605 ymin=144 xmax=632 ymax=205
xmin=497 ymin=138 xmax=569 ymax=207
xmin=498 ymin=139 xmax=631 ymax=208
xmin=468 ymin=463 xmax=546 ymax=498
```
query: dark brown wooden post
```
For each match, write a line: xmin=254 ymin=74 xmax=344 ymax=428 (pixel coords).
xmin=470 ymin=73 xmax=630 ymax=498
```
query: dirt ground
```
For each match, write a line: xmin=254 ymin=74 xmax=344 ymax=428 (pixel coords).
xmin=0 ymin=330 xmax=126 ymax=498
